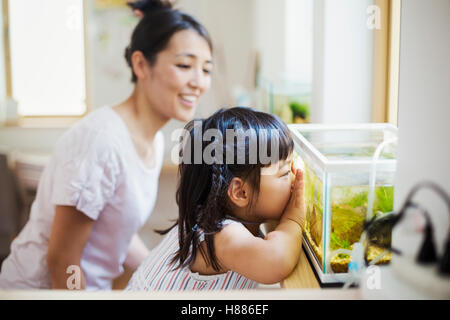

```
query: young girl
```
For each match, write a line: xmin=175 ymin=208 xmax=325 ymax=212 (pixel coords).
xmin=126 ymin=107 xmax=305 ymax=291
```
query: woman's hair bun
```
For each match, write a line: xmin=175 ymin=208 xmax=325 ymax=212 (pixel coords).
xmin=127 ymin=0 xmax=173 ymax=15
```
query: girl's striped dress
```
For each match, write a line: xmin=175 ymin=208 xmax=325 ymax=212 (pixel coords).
xmin=125 ymin=219 xmax=258 ymax=291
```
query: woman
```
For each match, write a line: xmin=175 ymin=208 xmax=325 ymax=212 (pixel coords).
xmin=0 ymin=0 xmax=213 ymax=290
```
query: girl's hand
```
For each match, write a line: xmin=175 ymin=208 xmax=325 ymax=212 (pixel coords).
xmin=282 ymin=169 xmax=306 ymax=229
xmin=291 ymin=156 xmax=304 ymax=175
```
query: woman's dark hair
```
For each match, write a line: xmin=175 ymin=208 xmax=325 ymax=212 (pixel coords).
xmin=157 ymin=107 xmax=294 ymax=272
xmin=125 ymin=0 xmax=213 ymax=82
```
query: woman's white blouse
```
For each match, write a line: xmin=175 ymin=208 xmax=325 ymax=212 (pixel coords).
xmin=0 ymin=106 xmax=164 ymax=290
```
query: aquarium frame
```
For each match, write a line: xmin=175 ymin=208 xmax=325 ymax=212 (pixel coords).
xmin=303 ymin=234 xmax=350 ymax=285
xmin=288 ymin=123 xmax=398 ymax=173
xmin=323 ymin=172 xmax=330 ymax=275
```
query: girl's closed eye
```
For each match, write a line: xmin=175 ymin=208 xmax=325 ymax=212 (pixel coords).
xmin=281 ymin=170 xmax=290 ymax=177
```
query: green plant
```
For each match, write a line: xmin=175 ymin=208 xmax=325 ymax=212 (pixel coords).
xmin=289 ymin=101 xmax=309 ymax=119
xmin=348 ymin=191 xmax=368 ymax=208
xmin=374 ymin=186 xmax=394 ymax=213
xmin=331 ymin=232 xmax=351 ymax=249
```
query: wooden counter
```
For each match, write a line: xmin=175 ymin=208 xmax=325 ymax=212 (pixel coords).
xmin=281 ymin=247 xmax=320 ymax=289
xmin=260 ymin=221 xmax=321 ymax=289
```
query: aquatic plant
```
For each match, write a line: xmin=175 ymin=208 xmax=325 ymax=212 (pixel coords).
xmin=289 ymin=101 xmax=309 ymax=119
xmin=374 ymin=186 xmax=394 ymax=213
xmin=330 ymin=232 xmax=350 ymax=249
xmin=348 ymin=191 xmax=368 ymax=208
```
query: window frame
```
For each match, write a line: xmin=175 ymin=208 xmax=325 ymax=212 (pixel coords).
xmin=1 ymin=0 xmax=90 ymax=128
xmin=371 ymin=0 xmax=401 ymax=125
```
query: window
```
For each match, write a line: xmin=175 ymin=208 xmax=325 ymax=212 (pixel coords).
xmin=7 ymin=0 xmax=87 ymax=118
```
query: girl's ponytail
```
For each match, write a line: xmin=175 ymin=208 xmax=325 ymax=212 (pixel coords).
xmin=171 ymin=163 xmax=230 ymax=272
xmin=197 ymin=164 xmax=230 ymax=271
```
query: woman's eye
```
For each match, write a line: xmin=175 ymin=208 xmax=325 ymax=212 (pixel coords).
xmin=281 ymin=171 xmax=290 ymax=177
xmin=177 ymin=64 xmax=191 ymax=69
xmin=203 ymin=69 xmax=212 ymax=75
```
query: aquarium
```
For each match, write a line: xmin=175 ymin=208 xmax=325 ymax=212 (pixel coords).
xmin=288 ymin=123 xmax=398 ymax=284
xmin=258 ymin=77 xmax=311 ymax=124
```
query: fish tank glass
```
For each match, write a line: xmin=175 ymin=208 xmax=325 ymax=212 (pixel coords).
xmin=258 ymin=77 xmax=311 ymax=124
xmin=288 ymin=123 xmax=397 ymax=284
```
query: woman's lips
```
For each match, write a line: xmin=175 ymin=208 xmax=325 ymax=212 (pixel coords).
xmin=179 ymin=94 xmax=198 ymax=108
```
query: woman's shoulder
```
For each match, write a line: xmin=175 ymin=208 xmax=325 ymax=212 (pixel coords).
xmin=54 ymin=107 xmax=125 ymax=162
xmin=66 ymin=106 xmax=124 ymax=138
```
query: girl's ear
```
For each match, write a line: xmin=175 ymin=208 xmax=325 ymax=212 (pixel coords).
xmin=131 ymin=50 xmax=150 ymax=81
xmin=227 ymin=177 xmax=250 ymax=208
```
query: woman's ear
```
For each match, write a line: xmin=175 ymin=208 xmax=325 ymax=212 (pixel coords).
xmin=227 ymin=177 xmax=251 ymax=208
xmin=131 ymin=50 xmax=150 ymax=81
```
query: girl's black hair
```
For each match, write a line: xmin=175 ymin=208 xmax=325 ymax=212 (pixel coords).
xmin=157 ymin=107 xmax=294 ymax=272
xmin=125 ymin=0 xmax=213 ymax=82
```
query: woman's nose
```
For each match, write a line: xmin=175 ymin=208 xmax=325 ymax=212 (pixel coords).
xmin=188 ymin=68 xmax=210 ymax=92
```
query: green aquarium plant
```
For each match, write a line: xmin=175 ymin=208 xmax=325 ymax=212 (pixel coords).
xmin=330 ymin=232 xmax=350 ymax=249
xmin=348 ymin=191 xmax=368 ymax=208
xmin=374 ymin=186 xmax=394 ymax=213
xmin=289 ymin=101 xmax=309 ymax=120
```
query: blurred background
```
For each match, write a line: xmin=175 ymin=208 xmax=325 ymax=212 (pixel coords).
xmin=0 ymin=0 xmax=448 ymax=293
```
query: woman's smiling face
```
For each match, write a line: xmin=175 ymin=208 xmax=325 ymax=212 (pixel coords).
xmin=141 ymin=29 xmax=213 ymax=122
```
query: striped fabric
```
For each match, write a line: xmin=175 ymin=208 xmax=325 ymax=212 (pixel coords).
xmin=125 ymin=220 xmax=258 ymax=291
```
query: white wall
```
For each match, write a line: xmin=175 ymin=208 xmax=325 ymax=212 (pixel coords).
xmin=285 ymin=0 xmax=313 ymax=85
xmin=253 ymin=0 xmax=287 ymax=84
xmin=393 ymin=0 xmax=450 ymax=254
xmin=84 ymin=1 xmax=135 ymax=111
xmin=312 ymin=0 xmax=374 ymax=124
